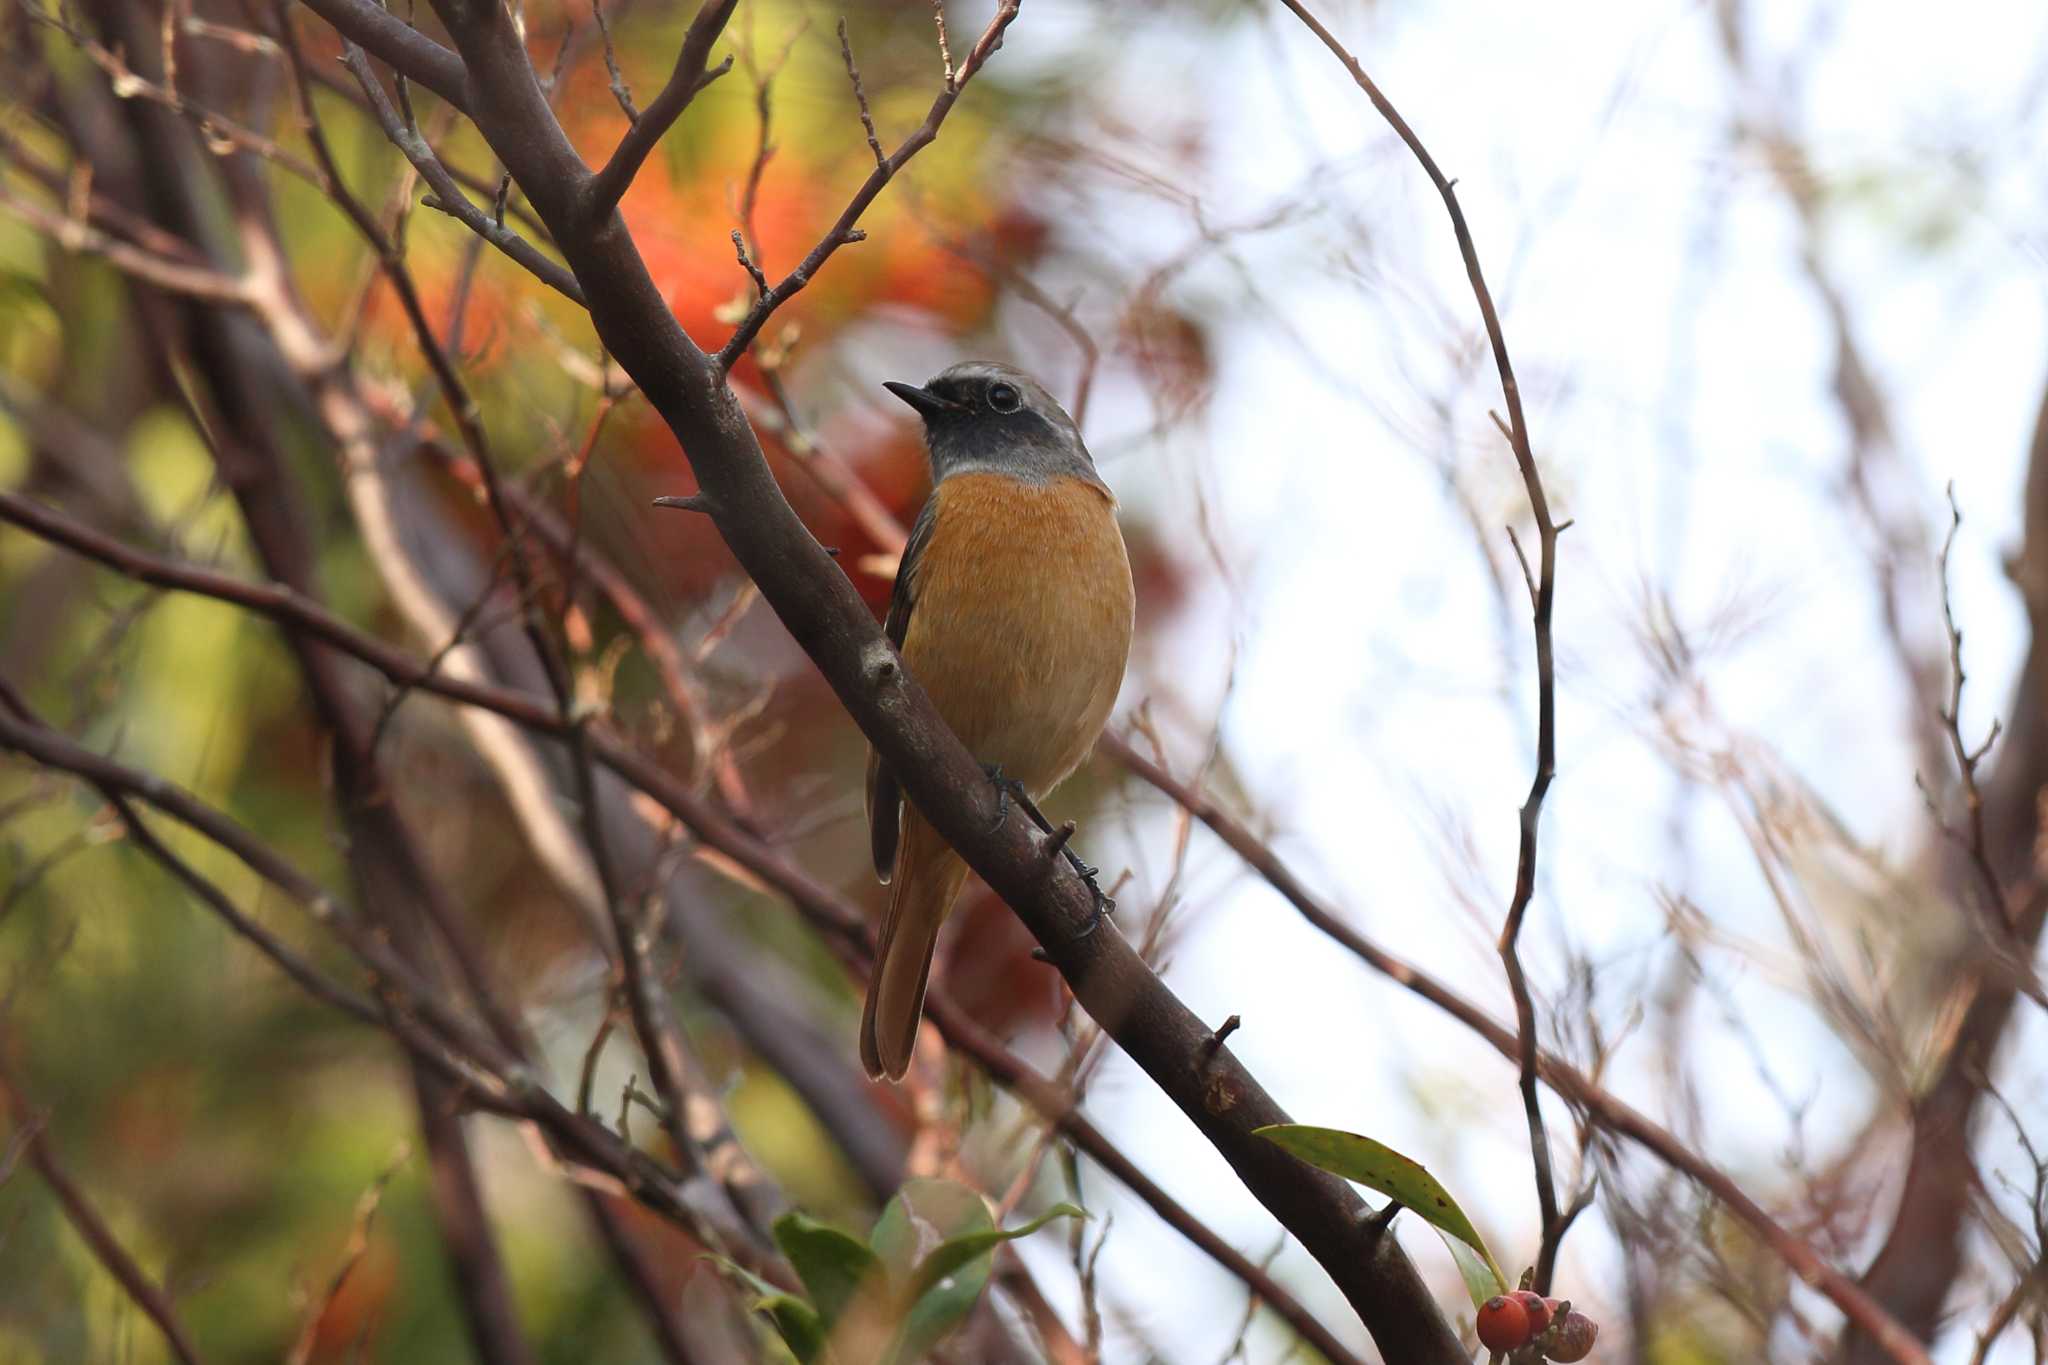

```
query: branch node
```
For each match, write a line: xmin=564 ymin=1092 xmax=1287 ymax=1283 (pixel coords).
xmin=698 ymin=54 xmax=734 ymax=93
xmin=729 ymin=228 xmax=768 ymax=297
xmin=1199 ymin=1013 xmax=1241 ymax=1064
xmin=862 ymin=641 xmax=900 ymax=691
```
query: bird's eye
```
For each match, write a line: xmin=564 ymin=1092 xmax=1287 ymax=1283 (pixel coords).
xmin=987 ymin=382 xmax=1021 ymax=413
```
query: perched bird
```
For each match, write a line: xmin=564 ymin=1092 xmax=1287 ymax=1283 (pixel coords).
xmin=861 ymin=362 xmax=1134 ymax=1081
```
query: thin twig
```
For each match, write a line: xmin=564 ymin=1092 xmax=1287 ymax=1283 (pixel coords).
xmin=1105 ymin=731 xmax=1934 ymax=1365
xmin=585 ymin=0 xmax=739 ymax=221
xmin=715 ymin=1 xmax=1021 ymax=368
xmin=730 ymin=228 xmax=767 ymax=297
xmin=592 ymin=0 xmax=641 ymax=122
xmin=334 ymin=41 xmax=733 ymax=1204
xmin=734 ymin=17 xmax=808 ymax=268
xmin=1276 ymin=0 xmax=1568 ymax=1291
xmin=0 ymin=189 xmax=250 ymax=304
xmin=0 ymin=492 xmax=1370 ymax=1362
xmin=0 ymin=1051 xmax=208 ymax=1365
xmin=837 ymin=19 xmax=884 ymax=168
xmin=1933 ymin=486 xmax=2016 ymax=942
xmin=0 ymin=698 xmax=790 ymax=1284
xmin=339 ymin=44 xmax=585 ymax=303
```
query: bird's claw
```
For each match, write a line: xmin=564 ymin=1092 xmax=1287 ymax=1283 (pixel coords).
xmin=982 ymin=763 xmax=1115 ymax=937
xmin=983 ymin=763 xmax=1026 ymax=832
xmin=1075 ymin=878 xmax=1116 ymax=938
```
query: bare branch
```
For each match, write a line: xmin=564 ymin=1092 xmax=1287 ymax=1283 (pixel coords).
xmin=1106 ymin=731 xmax=1936 ymax=1365
xmin=0 ymin=691 xmax=789 ymax=1284
xmin=302 ymin=0 xmax=1472 ymax=1346
xmin=730 ymin=227 xmax=767 ymax=297
xmin=339 ymin=45 xmax=585 ymax=303
xmin=591 ymin=0 xmax=641 ymax=123
xmin=0 ymin=188 xmax=250 ymax=304
xmin=1276 ymin=0 xmax=1569 ymax=1294
xmin=585 ymin=0 xmax=739 ymax=222
xmin=0 ymin=488 xmax=1377 ymax=1359
xmin=295 ymin=0 xmax=470 ymax=110
xmin=0 ymin=129 xmax=214 ymax=268
xmin=0 ymin=1053 xmax=207 ymax=1365
xmin=837 ymin=19 xmax=885 ymax=169
xmin=1934 ymin=488 xmax=2019 ymax=940
xmin=715 ymin=1 xmax=1021 ymax=368
xmin=931 ymin=999 xmax=1370 ymax=1365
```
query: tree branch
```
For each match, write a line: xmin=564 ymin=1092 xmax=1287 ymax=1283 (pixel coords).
xmin=0 ymin=1051 xmax=207 ymax=1365
xmin=294 ymin=0 xmax=470 ymax=110
xmin=1837 ymin=378 xmax=2048 ymax=1365
xmin=0 ymin=187 xmax=251 ymax=305
xmin=0 ymin=487 xmax=1373 ymax=1358
xmin=339 ymin=44 xmax=584 ymax=304
xmin=713 ymin=1 xmax=1021 ymax=368
xmin=584 ymin=0 xmax=739 ymax=222
xmin=1106 ymin=733 xmax=1935 ymax=1364
xmin=122 ymin=0 xmax=1468 ymax=1346
xmin=1276 ymin=0 xmax=1571 ymax=1286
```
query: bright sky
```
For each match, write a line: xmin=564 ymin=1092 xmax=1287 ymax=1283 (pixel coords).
xmin=899 ymin=0 xmax=2048 ymax=1359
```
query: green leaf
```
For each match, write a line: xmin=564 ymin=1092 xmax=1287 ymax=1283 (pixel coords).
xmin=870 ymin=1180 xmax=996 ymax=1365
xmin=705 ymin=1256 xmax=829 ymax=1362
xmin=758 ymin=1295 xmax=828 ymax=1364
xmin=901 ymin=1202 xmax=1087 ymax=1305
xmin=1437 ymin=1232 xmax=1510 ymax=1313
xmin=866 ymin=1181 xmax=1086 ymax=1365
xmin=773 ymin=1210 xmax=884 ymax=1331
xmin=1255 ymin=1123 xmax=1509 ymax=1306
xmin=868 ymin=1178 xmax=993 ymax=1273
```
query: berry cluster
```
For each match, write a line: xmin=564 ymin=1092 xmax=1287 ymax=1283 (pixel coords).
xmin=1475 ymin=1290 xmax=1598 ymax=1361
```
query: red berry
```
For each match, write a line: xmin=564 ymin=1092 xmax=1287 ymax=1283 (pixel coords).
xmin=1476 ymin=1295 xmax=1532 ymax=1352
xmin=1543 ymin=1309 xmax=1599 ymax=1362
xmin=1512 ymin=1290 xmax=1553 ymax=1337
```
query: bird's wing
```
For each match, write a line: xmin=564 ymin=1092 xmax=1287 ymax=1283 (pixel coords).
xmin=866 ymin=495 xmax=938 ymax=882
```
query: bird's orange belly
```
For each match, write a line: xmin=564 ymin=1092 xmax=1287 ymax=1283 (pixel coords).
xmin=899 ymin=472 xmax=1135 ymax=797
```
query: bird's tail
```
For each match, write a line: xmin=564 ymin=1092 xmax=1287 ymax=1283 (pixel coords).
xmin=860 ymin=813 xmax=968 ymax=1081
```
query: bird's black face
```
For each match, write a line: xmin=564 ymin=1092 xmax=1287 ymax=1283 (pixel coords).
xmin=883 ymin=361 xmax=1097 ymax=486
xmin=882 ymin=371 xmax=1031 ymax=425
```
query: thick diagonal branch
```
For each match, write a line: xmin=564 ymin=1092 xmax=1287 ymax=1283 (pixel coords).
xmin=273 ymin=0 xmax=1473 ymax=1351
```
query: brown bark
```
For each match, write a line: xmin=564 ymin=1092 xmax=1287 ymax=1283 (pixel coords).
xmin=1838 ymin=375 xmax=2048 ymax=1363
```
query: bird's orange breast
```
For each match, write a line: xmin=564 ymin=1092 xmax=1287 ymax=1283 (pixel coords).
xmin=898 ymin=472 xmax=1134 ymax=797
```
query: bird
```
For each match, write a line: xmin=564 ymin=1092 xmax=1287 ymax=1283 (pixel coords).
xmin=860 ymin=361 xmax=1134 ymax=1082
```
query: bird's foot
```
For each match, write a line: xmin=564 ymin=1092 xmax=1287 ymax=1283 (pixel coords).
xmin=1038 ymin=818 xmax=1115 ymax=936
xmin=983 ymin=763 xmax=1028 ymax=832
xmin=1073 ymin=864 xmax=1116 ymax=938
xmin=984 ymin=766 xmax=1116 ymax=935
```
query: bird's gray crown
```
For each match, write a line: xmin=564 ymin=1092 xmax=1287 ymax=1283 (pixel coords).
xmin=884 ymin=361 xmax=1100 ymax=488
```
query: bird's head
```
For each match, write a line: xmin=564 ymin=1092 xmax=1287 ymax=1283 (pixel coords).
xmin=883 ymin=361 xmax=1097 ymax=486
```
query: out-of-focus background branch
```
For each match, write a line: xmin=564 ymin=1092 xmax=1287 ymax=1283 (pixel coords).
xmin=2 ymin=0 xmax=2046 ymax=1361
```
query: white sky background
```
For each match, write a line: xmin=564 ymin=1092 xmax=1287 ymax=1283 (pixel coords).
xmin=872 ymin=0 xmax=2048 ymax=1360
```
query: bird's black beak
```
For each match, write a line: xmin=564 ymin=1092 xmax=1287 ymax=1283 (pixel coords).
xmin=883 ymin=380 xmax=965 ymax=420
